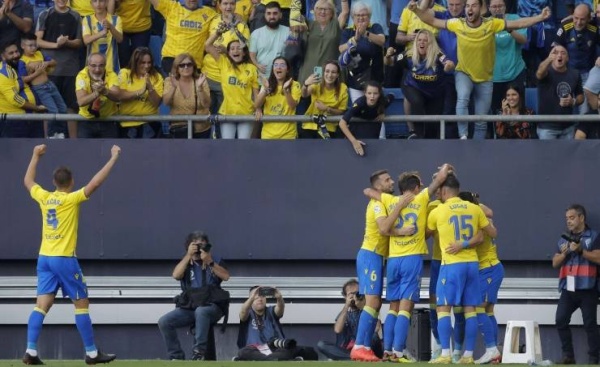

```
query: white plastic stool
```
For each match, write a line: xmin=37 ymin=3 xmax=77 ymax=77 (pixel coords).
xmin=502 ymin=320 xmax=543 ymax=364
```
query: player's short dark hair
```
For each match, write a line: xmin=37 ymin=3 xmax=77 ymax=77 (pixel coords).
xmin=341 ymin=278 xmax=358 ymax=296
xmin=398 ymin=171 xmax=421 ymax=193
xmin=265 ymin=1 xmax=281 ymax=10
xmin=458 ymin=191 xmax=479 ymax=205
xmin=441 ymin=173 xmax=460 ymax=191
xmin=21 ymin=33 xmax=37 ymax=42
xmin=184 ymin=231 xmax=209 ymax=249
xmin=566 ymin=204 xmax=586 ymax=219
xmin=369 ymin=169 xmax=388 ymax=186
xmin=53 ymin=166 xmax=72 ymax=189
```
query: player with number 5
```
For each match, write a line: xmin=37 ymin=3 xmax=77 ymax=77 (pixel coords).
xmin=22 ymin=144 xmax=121 ymax=365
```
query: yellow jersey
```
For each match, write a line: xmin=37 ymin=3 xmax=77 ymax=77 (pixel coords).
xmin=118 ymin=69 xmax=164 ymax=127
xmin=477 ymin=235 xmax=500 ymax=270
xmin=427 ymin=196 xmax=490 ymax=264
xmin=76 ymin=68 xmax=120 ymax=118
xmin=218 ymin=56 xmax=258 ymax=115
xmin=116 ymin=0 xmax=151 ymax=33
xmin=20 ymin=50 xmax=46 ymax=65
xmin=0 ymin=62 xmax=35 ymax=114
xmin=82 ymin=14 xmax=123 ymax=73
xmin=360 ymin=199 xmax=389 ymax=256
xmin=381 ymin=189 xmax=430 ymax=258
xmin=69 ymin=0 xmax=94 ymax=16
xmin=446 ymin=17 xmax=505 ymax=82
xmin=234 ymin=0 xmax=253 ymax=23
xmin=302 ymin=83 xmax=349 ymax=132
xmin=428 ymin=199 xmax=442 ymax=261
xmin=156 ymin=0 xmax=216 ymax=66
xmin=398 ymin=4 xmax=446 ymax=50
xmin=260 ymin=0 xmax=291 ymax=7
xmin=261 ymin=81 xmax=301 ymax=139
xmin=30 ymin=185 xmax=89 ymax=257
xmin=203 ymin=18 xmax=250 ymax=82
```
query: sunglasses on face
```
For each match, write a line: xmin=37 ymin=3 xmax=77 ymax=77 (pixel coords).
xmin=178 ymin=62 xmax=194 ymax=69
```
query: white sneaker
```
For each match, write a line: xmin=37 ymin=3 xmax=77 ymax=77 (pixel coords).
xmin=475 ymin=349 xmax=501 ymax=364
xmin=403 ymin=349 xmax=417 ymax=362
xmin=452 ymin=350 xmax=462 ymax=364
xmin=460 ymin=135 xmax=468 ymax=140
xmin=431 ymin=347 xmax=442 ymax=360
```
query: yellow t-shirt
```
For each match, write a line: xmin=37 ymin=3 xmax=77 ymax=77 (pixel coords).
xmin=360 ymin=199 xmax=389 ymax=257
xmin=381 ymin=189 xmax=430 ymax=258
xmin=118 ymin=69 xmax=164 ymax=127
xmin=261 ymin=81 xmax=301 ymax=139
xmin=428 ymin=199 xmax=442 ymax=261
xmin=260 ymin=0 xmax=291 ymax=7
xmin=234 ymin=0 xmax=253 ymax=23
xmin=447 ymin=17 xmax=505 ymax=82
xmin=20 ymin=50 xmax=45 ymax=65
xmin=218 ymin=56 xmax=258 ymax=115
xmin=427 ymin=196 xmax=490 ymax=264
xmin=30 ymin=185 xmax=89 ymax=257
xmin=302 ymin=83 xmax=349 ymax=132
xmin=203 ymin=18 xmax=250 ymax=82
xmin=397 ymin=4 xmax=445 ymax=51
xmin=82 ymin=14 xmax=123 ymax=73
xmin=69 ymin=0 xmax=94 ymax=16
xmin=76 ymin=68 xmax=120 ymax=118
xmin=116 ymin=0 xmax=151 ymax=33
xmin=0 ymin=62 xmax=35 ymax=114
xmin=156 ymin=0 xmax=216 ymax=66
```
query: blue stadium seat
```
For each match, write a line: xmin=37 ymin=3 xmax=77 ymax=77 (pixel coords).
xmin=383 ymin=88 xmax=409 ymax=138
xmin=525 ymin=88 xmax=538 ymax=114
xmin=159 ymin=104 xmax=171 ymax=136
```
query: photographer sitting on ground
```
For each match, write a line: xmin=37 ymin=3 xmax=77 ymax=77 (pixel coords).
xmin=158 ymin=231 xmax=230 ymax=361
xmin=317 ymin=279 xmax=383 ymax=360
xmin=235 ymin=286 xmax=318 ymax=361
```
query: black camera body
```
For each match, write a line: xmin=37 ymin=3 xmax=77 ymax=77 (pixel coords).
xmin=268 ymin=338 xmax=297 ymax=350
xmin=194 ymin=242 xmax=212 ymax=254
xmin=259 ymin=287 xmax=276 ymax=297
xmin=561 ymin=233 xmax=581 ymax=244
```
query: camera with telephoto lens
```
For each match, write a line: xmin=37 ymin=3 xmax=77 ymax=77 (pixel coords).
xmin=561 ymin=233 xmax=581 ymax=244
xmin=268 ymin=338 xmax=297 ymax=350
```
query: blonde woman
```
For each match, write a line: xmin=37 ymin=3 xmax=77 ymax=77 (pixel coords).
xmin=384 ymin=29 xmax=454 ymax=139
xmin=162 ymin=54 xmax=211 ymax=138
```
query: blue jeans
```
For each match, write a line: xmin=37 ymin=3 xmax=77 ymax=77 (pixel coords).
xmin=31 ymin=81 xmax=68 ymax=136
xmin=157 ymin=304 xmax=223 ymax=360
xmin=537 ymin=125 xmax=575 ymax=139
xmin=455 ymin=71 xmax=493 ymax=140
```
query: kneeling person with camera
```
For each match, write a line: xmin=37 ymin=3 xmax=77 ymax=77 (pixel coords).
xmin=158 ymin=231 xmax=230 ymax=361
xmin=235 ymin=286 xmax=318 ymax=361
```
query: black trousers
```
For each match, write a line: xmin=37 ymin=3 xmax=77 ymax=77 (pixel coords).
xmin=555 ymin=288 xmax=600 ymax=363
xmin=402 ymin=83 xmax=444 ymax=139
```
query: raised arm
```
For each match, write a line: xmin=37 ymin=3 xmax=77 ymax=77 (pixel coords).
xmin=204 ymin=30 xmax=224 ymax=61
xmin=273 ymin=288 xmax=285 ymax=318
xmin=426 ymin=163 xmax=452 ymax=197
xmin=338 ymin=0 xmax=350 ymax=28
xmin=24 ymin=144 xmax=46 ymax=191
xmin=239 ymin=288 xmax=260 ymax=322
xmin=505 ymin=7 xmax=551 ymax=30
xmin=83 ymin=145 xmax=121 ymax=198
xmin=536 ymin=51 xmax=554 ymax=80
xmin=407 ymin=1 xmax=447 ymax=30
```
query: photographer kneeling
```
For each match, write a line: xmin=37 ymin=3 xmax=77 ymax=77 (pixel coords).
xmin=158 ymin=231 xmax=230 ymax=361
xmin=235 ymin=286 xmax=318 ymax=361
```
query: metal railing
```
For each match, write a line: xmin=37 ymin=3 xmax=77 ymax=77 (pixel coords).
xmin=3 ymin=113 xmax=598 ymax=139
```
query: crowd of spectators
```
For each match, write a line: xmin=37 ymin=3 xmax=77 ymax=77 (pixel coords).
xmin=0 ymin=0 xmax=598 ymax=140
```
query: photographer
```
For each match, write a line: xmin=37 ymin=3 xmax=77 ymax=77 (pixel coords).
xmin=552 ymin=205 xmax=600 ymax=364
xmin=157 ymin=231 xmax=230 ymax=361
xmin=317 ymin=279 xmax=382 ymax=360
xmin=235 ymin=286 xmax=318 ymax=361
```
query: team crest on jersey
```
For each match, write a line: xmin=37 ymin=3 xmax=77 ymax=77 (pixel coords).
xmin=441 ymin=278 xmax=446 ymax=285
xmin=74 ymin=273 xmax=80 ymax=280
xmin=245 ymin=70 xmax=250 ymax=76
xmin=487 ymin=277 xmax=492 ymax=284
xmin=202 ymin=14 xmax=208 ymax=20
xmin=374 ymin=206 xmax=381 ymax=214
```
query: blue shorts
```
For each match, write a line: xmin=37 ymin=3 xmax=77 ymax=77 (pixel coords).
xmin=479 ymin=262 xmax=504 ymax=304
xmin=436 ymin=262 xmax=480 ymax=306
xmin=356 ymin=249 xmax=384 ymax=296
xmin=386 ymin=255 xmax=423 ymax=302
xmin=37 ymin=255 xmax=88 ymax=300
xmin=429 ymin=260 xmax=441 ymax=295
